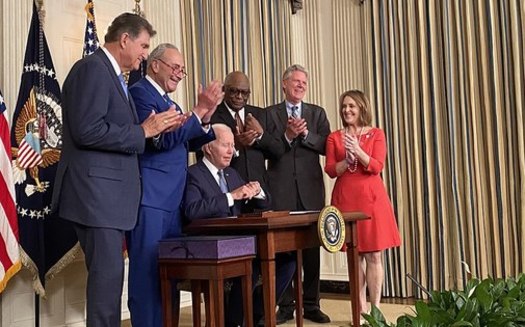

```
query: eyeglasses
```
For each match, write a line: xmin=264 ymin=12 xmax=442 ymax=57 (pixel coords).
xmin=226 ymin=87 xmax=251 ymax=97
xmin=157 ymin=58 xmax=187 ymax=78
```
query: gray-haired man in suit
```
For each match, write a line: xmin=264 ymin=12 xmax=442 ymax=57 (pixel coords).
xmin=266 ymin=64 xmax=331 ymax=324
xmin=52 ymin=13 xmax=189 ymax=327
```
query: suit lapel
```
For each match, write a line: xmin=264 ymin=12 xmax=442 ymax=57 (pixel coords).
xmin=276 ymin=102 xmax=288 ymax=129
xmin=96 ymin=50 xmax=128 ymax=103
xmin=96 ymin=49 xmax=137 ymax=120
xmin=141 ymin=78 xmax=172 ymax=113
xmin=301 ymin=102 xmax=314 ymax=125
xmin=197 ymin=161 xmax=222 ymax=193
xmin=215 ymin=103 xmax=236 ymax=130
xmin=128 ymin=96 xmax=139 ymax=123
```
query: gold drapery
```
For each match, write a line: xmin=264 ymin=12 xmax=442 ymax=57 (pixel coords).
xmin=178 ymin=0 xmax=525 ymax=299
xmin=179 ymin=0 xmax=292 ymax=110
xmin=361 ymin=0 xmax=525 ymax=297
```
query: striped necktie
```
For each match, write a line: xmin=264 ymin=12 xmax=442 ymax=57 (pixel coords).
xmin=291 ymin=106 xmax=299 ymax=118
xmin=234 ymin=111 xmax=244 ymax=133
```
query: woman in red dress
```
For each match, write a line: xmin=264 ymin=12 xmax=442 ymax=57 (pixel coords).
xmin=324 ymin=90 xmax=401 ymax=315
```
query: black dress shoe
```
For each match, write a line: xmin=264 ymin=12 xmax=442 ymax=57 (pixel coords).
xmin=303 ymin=309 xmax=331 ymax=323
xmin=276 ymin=308 xmax=294 ymax=325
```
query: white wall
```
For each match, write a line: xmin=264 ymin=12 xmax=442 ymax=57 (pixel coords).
xmin=0 ymin=1 xmax=191 ymax=326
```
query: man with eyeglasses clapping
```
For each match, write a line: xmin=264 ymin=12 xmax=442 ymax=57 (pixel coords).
xmin=126 ymin=43 xmax=224 ymax=327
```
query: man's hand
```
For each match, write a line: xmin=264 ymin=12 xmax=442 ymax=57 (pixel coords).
xmin=244 ymin=113 xmax=263 ymax=135
xmin=235 ymin=129 xmax=259 ymax=147
xmin=141 ymin=108 xmax=184 ymax=138
xmin=285 ymin=117 xmax=307 ymax=140
xmin=193 ymin=80 xmax=225 ymax=121
xmin=164 ymin=111 xmax=191 ymax=133
xmin=230 ymin=181 xmax=261 ymax=200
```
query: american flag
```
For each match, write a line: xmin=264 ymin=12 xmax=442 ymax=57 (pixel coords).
xmin=82 ymin=0 xmax=99 ymax=57
xmin=0 ymin=89 xmax=21 ymax=293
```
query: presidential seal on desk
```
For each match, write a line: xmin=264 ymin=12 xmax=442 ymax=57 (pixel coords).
xmin=318 ymin=206 xmax=345 ymax=252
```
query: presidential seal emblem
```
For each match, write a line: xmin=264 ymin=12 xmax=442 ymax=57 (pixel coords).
xmin=318 ymin=206 xmax=345 ymax=252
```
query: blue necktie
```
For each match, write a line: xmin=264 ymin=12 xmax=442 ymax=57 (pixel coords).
xmin=163 ymin=94 xmax=182 ymax=113
xmin=163 ymin=93 xmax=173 ymax=105
xmin=118 ymin=73 xmax=128 ymax=98
xmin=218 ymin=170 xmax=228 ymax=193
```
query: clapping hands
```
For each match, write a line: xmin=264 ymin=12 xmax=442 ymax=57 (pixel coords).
xmin=231 ymin=181 xmax=262 ymax=200
xmin=285 ymin=117 xmax=308 ymax=140
xmin=344 ymin=133 xmax=362 ymax=161
xmin=141 ymin=108 xmax=185 ymax=138
xmin=194 ymin=80 xmax=225 ymax=121
xmin=236 ymin=113 xmax=263 ymax=147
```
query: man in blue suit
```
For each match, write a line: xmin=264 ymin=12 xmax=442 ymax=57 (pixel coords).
xmin=127 ymin=43 xmax=223 ymax=327
xmin=52 ymin=14 xmax=185 ymax=327
xmin=184 ymin=124 xmax=295 ymax=327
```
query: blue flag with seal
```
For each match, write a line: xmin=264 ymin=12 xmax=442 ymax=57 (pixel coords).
xmin=10 ymin=2 xmax=78 ymax=296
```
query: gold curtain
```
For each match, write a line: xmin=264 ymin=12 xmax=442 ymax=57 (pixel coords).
xmin=179 ymin=0 xmax=292 ymax=109
xmin=362 ymin=0 xmax=525 ymax=297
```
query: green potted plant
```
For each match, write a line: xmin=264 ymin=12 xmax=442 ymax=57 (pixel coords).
xmin=362 ymin=274 xmax=525 ymax=326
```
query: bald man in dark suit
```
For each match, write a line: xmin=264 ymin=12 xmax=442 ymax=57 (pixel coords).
xmin=209 ymin=71 xmax=281 ymax=190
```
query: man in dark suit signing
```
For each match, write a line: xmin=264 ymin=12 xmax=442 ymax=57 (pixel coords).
xmin=127 ymin=43 xmax=222 ymax=327
xmin=266 ymin=64 xmax=331 ymax=324
xmin=52 ymin=14 xmax=187 ymax=326
xmin=210 ymin=71 xmax=280 ymax=189
xmin=184 ymin=124 xmax=295 ymax=327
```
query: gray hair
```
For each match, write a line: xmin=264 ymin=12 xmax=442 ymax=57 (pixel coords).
xmin=202 ymin=123 xmax=233 ymax=156
xmin=282 ymin=64 xmax=308 ymax=81
xmin=210 ymin=123 xmax=232 ymax=137
xmin=147 ymin=43 xmax=179 ymax=68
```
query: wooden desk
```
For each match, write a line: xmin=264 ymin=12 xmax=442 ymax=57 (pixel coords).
xmin=185 ymin=211 xmax=368 ymax=327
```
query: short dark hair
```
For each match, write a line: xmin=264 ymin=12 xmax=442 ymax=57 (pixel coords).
xmin=339 ymin=90 xmax=373 ymax=127
xmin=104 ymin=13 xmax=156 ymax=43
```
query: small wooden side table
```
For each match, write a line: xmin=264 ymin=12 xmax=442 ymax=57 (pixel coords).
xmin=159 ymin=255 xmax=255 ymax=327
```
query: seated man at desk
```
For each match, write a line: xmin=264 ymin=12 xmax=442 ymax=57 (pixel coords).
xmin=184 ymin=123 xmax=295 ymax=326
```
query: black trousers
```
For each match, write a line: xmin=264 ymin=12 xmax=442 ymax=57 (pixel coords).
xmin=277 ymin=247 xmax=321 ymax=312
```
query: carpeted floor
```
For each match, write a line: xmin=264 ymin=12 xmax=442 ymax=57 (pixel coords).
xmin=122 ymin=298 xmax=414 ymax=326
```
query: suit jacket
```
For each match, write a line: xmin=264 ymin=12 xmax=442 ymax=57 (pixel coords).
xmin=183 ymin=160 xmax=270 ymax=221
xmin=52 ymin=49 xmax=145 ymax=230
xmin=210 ymin=102 xmax=281 ymax=188
xmin=129 ymin=77 xmax=214 ymax=213
xmin=265 ymin=101 xmax=331 ymax=211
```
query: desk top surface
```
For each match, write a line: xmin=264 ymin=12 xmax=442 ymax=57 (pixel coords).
xmin=185 ymin=211 xmax=368 ymax=233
